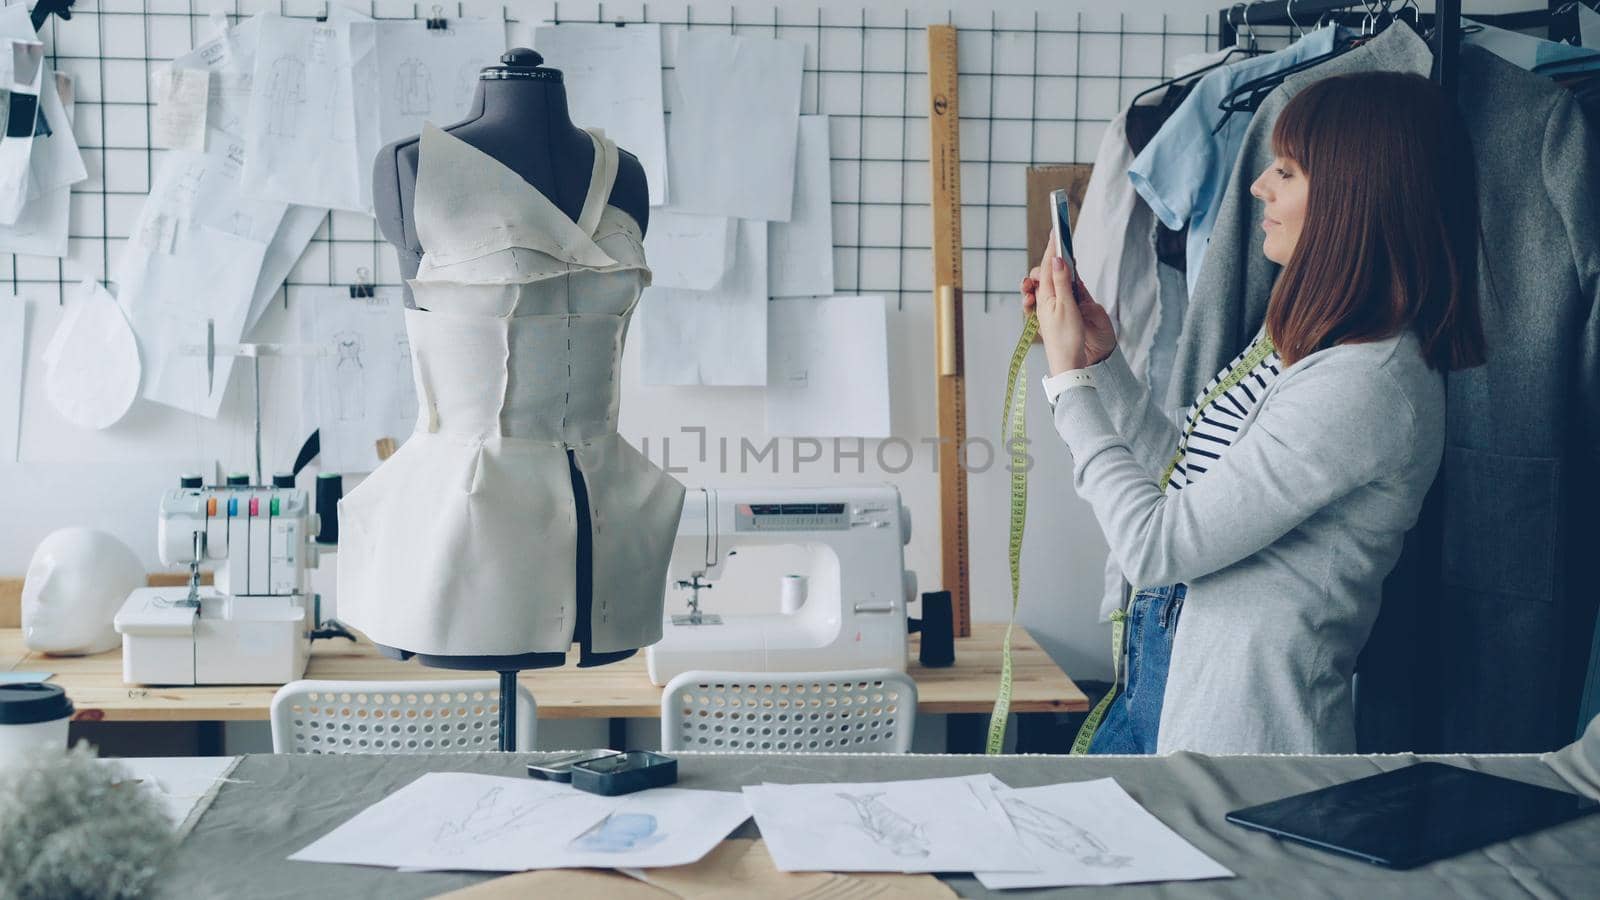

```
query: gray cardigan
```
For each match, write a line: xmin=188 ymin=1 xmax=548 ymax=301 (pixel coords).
xmin=1054 ymin=332 xmax=1443 ymax=754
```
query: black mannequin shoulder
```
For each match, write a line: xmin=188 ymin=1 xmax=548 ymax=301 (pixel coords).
xmin=609 ymin=147 xmax=650 ymax=236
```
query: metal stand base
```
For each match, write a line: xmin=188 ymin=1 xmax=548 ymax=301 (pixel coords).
xmin=499 ymin=670 xmax=516 ymax=752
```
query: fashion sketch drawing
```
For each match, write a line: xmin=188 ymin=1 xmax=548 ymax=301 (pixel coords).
xmin=837 ymin=792 xmax=930 ymax=858
xmin=999 ymin=795 xmax=1132 ymax=869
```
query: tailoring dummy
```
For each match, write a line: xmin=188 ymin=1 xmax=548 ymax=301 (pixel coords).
xmin=346 ymin=48 xmax=683 ymax=680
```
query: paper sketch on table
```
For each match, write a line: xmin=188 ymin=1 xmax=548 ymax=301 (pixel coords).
xmin=296 ymin=287 xmax=414 ymax=474
xmin=42 ymin=281 xmax=141 ymax=430
xmin=0 ymin=36 xmax=45 ymax=225
xmin=973 ymin=778 xmax=1234 ymax=890
xmin=768 ymin=116 xmax=835 ymax=297
xmin=665 ymin=30 xmax=803 ymax=221
xmin=837 ymin=793 xmax=930 ymax=859
xmin=0 ymin=296 xmax=24 ymax=461
xmin=242 ymin=10 xmax=375 ymax=212
xmin=361 ymin=19 xmax=503 ymax=145
xmin=532 ymin=23 xmax=667 ymax=206
xmin=639 ymin=218 xmax=768 ymax=386
xmin=574 ymin=813 xmax=666 ymax=853
xmin=102 ymin=756 xmax=237 ymax=831
xmin=641 ymin=210 xmax=734 ymax=290
xmin=152 ymin=66 xmax=209 ymax=151
xmin=290 ymin=773 xmax=611 ymax=872
xmin=1000 ymin=795 xmax=1132 ymax=868
xmin=431 ymin=784 xmax=576 ymax=856
xmin=766 ymin=296 xmax=891 ymax=438
xmin=547 ymin=788 xmax=749 ymax=870
xmin=115 ymin=147 xmax=279 ymax=417
xmin=0 ymin=71 xmax=75 ymax=258
xmin=742 ymin=775 xmax=1037 ymax=873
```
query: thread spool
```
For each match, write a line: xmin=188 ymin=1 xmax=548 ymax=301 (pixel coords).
xmin=780 ymin=574 xmax=808 ymax=614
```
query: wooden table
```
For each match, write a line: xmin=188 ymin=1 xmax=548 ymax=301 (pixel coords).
xmin=2 ymin=625 xmax=1085 ymax=749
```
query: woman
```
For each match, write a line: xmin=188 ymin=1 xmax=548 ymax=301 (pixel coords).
xmin=1022 ymin=71 xmax=1484 ymax=755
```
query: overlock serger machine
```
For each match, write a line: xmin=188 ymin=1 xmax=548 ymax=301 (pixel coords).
xmin=646 ymin=485 xmax=917 ymax=686
xmin=113 ymin=477 xmax=316 ymax=685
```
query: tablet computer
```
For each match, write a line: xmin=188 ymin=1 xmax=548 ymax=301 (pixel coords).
xmin=1226 ymin=762 xmax=1597 ymax=869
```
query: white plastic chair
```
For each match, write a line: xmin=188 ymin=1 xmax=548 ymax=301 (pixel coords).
xmin=661 ymin=669 xmax=917 ymax=753
xmin=270 ymin=679 xmax=536 ymax=754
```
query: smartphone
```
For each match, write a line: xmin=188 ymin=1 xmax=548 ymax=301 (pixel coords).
xmin=1049 ymin=188 xmax=1076 ymax=270
xmin=525 ymin=748 xmax=622 ymax=782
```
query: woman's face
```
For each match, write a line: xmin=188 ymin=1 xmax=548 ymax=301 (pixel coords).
xmin=1250 ymin=156 xmax=1308 ymax=266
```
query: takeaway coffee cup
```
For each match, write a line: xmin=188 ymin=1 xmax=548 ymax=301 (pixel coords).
xmin=0 ymin=683 xmax=73 ymax=761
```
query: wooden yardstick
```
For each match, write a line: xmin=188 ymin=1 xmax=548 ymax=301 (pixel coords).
xmin=926 ymin=25 xmax=970 ymax=637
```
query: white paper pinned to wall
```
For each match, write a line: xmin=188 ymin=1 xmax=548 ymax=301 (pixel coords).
xmin=640 ymin=218 xmax=768 ymax=386
xmin=244 ymin=204 xmax=327 ymax=338
xmin=296 ymin=286 xmax=415 ymax=474
xmin=360 ymin=18 xmax=505 ymax=145
xmin=41 ymin=281 xmax=141 ymax=431
xmin=151 ymin=67 xmax=209 ymax=151
xmin=664 ymin=30 xmax=803 ymax=222
xmin=0 ymin=36 xmax=45 ymax=226
xmin=0 ymin=296 xmax=24 ymax=461
xmin=642 ymin=210 xmax=734 ymax=291
xmin=242 ymin=10 xmax=375 ymax=213
xmin=26 ymin=59 xmax=86 ymax=204
xmin=0 ymin=71 xmax=74 ymax=258
xmin=532 ymin=23 xmax=668 ymax=206
xmin=765 ymin=295 xmax=890 ymax=438
xmin=116 ymin=146 xmax=280 ymax=417
xmin=768 ymin=116 xmax=836 ymax=298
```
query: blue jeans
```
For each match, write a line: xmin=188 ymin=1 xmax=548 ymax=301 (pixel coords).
xmin=1088 ymin=584 xmax=1186 ymax=755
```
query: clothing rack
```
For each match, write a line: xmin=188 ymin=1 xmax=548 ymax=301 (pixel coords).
xmin=1216 ymin=0 xmax=1463 ymax=91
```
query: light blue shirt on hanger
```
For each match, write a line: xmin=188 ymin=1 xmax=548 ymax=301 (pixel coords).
xmin=1127 ymin=25 xmax=1338 ymax=297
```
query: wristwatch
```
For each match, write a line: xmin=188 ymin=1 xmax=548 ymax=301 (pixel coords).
xmin=1041 ymin=368 xmax=1095 ymax=408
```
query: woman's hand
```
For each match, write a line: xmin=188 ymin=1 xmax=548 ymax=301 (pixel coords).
xmin=1019 ymin=241 xmax=1116 ymax=374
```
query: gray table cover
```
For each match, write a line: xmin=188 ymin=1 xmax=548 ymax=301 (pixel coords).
xmin=156 ymin=750 xmax=1599 ymax=899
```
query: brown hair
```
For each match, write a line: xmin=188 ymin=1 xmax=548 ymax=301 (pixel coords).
xmin=1266 ymin=71 xmax=1485 ymax=370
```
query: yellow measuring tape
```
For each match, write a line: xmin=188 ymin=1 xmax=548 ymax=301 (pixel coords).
xmin=1071 ymin=330 xmax=1278 ymax=754
xmin=987 ymin=313 xmax=1038 ymax=754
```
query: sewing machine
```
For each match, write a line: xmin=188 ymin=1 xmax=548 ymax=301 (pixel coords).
xmin=113 ymin=480 xmax=316 ymax=685
xmin=646 ymin=485 xmax=917 ymax=686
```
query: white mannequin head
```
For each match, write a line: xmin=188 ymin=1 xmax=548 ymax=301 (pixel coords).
xmin=21 ymin=529 xmax=145 ymax=656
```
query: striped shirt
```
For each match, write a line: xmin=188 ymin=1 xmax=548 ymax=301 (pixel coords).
xmin=1163 ymin=330 xmax=1282 ymax=493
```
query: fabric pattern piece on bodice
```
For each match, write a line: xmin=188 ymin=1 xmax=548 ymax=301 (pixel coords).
xmin=337 ymin=123 xmax=685 ymax=657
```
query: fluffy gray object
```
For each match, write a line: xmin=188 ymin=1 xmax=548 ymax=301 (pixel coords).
xmin=0 ymin=742 xmax=176 ymax=900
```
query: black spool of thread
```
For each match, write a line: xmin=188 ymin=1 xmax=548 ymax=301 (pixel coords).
xmin=918 ymin=591 xmax=956 ymax=668
xmin=315 ymin=473 xmax=342 ymax=545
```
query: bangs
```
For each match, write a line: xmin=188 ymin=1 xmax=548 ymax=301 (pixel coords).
xmin=1270 ymin=87 xmax=1319 ymax=171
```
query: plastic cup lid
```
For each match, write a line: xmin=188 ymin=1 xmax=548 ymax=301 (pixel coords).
xmin=0 ymin=683 xmax=74 ymax=725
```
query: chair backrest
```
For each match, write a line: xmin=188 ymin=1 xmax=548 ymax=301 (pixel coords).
xmin=661 ymin=669 xmax=916 ymax=753
xmin=270 ymin=679 xmax=536 ymax=754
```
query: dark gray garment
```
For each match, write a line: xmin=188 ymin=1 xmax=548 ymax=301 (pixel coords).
xmin=1164 ymin=24 xmax=1600 ymax=752
xmin=152 ymin=750 xmax=1600 ymax=899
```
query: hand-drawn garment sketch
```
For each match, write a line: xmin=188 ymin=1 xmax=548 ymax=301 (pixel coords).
xmin=264 ymin=56 xmax=304 ymax=138
xmin=837 ymin=793 xmax=931 ymax=858
xmin=395 ymin=58 xmax=432 ymax=116
xmin=999 ymin=795 xmax=1133 ymax=869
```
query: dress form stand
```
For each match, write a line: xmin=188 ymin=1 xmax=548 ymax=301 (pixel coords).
xmin=371 ymin=48 xmax=653 ymax=751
